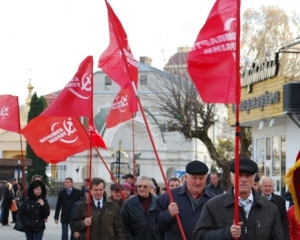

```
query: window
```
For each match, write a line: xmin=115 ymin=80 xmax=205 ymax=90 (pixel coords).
xmin=105 ymin=76 xmax=112 ymax=85
xmin=140 ymin=75 xmax=147 ymax=85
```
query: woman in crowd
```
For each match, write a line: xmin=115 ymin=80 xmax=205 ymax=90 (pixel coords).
xmin=18 ymin=180 xmax=50 ymax=240
xmin=1 ymin=182 xmax=14 ymax=226
xmin=15 ymin=182 xmax=24 ymax=207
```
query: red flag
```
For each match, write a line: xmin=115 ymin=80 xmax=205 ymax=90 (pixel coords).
xmin=99 ymin=0 xmax=138 ymax=112
xmin=0 ymin=95 xmax=20 ymax=133
xmin=41 ymin=56 xmax=93 ymax=118
xmin=106 ymin=86 xmax=136 ymax=128
xmin=187 ymin=0 xmax=240 ymax=104
xmin=88 ymin=119 xmax=107 ymax=149
xmin=21 ymin=116 xmax=90 ymax=164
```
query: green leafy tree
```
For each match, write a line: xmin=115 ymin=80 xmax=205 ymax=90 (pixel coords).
xmin=26 ymin=92 xmax=48 ymax=184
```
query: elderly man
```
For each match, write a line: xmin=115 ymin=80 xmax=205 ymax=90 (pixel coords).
xmin=260 ymin=177 xmax=289 ymax=240
xmin=205 ymin=172 xmax=224 ymax=195
xmin=71 ymin=177 xmax=126 ymax=240
xmin=193 ymin=158 xmax=284 ymax=240
xmin=121 ymin=175 xmax=161 ymax=240
xmin=148 ymin=160 xmax=214 ymax=240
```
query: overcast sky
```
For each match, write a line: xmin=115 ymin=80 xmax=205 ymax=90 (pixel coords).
xmin=0 ymin=0 xmax=298 ymax=104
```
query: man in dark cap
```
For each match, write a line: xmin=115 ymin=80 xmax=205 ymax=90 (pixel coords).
xmin=109 ymin=184 xmax=124 ymax=209
xmin=148 ymin=160 xmax=214 ymax=240
xmin=193 ymin=158 xmax=284 ymax=240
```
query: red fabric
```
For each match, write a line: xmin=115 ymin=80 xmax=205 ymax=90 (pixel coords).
xmin=21 ymin=116 xmax=90 ymax=164
xmin=41 ymin=56 xmax=93 ymax=118
xmin=288 ymin=206 xmax=300 ymax=240
xmin=106 ymin=86 xmax=136 ymax=128
xmin=0 ymin=95 xmax=20 ymax=133
xmin=99 ymin=0 xmax=138 ymax=112
xmin=187 ymin=0 xmax=240 ymax=104
xmin=88 ymin=119 xmax=107 ymax=149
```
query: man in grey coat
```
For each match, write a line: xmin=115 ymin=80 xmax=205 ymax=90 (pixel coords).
xmin=192 ymin=158 xmax=284 ymax=240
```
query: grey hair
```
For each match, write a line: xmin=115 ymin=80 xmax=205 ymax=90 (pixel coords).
xmin=137 ymin=175 xmax=152 ymax=185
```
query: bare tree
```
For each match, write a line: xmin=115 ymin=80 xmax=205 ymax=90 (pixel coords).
xmin=241 ymin=6 xmax=300 ymax=77
xmin=139 ymin=68 xmax=233 ymax=189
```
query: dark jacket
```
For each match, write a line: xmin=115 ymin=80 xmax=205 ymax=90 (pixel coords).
xmin=269 ymin=193 xmax=290 ymax=240
xmin=18 ymin=180 xmax=50 ymax=232
xmin=71 ymin=195 xmax=127 ymax=240
xmin=121 ymin=194 xmax=160 ymax=240
xmin=148 ymin=184 xmax=215 ymax=240
xmin=1 ymin=186 xmax=14 ymax=209
xmin=54 ymin=187 xmax=81 ymax=223
xmin=205 ymin=182 xmax=224 ymax=196
xmin=192 ymin=188 xmax=284 ymax=240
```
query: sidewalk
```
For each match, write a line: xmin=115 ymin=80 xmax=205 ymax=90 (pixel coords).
xmin=0 ymin=209 xmax=67 ymax=240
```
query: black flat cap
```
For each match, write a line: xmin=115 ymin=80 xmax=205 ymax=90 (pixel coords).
xmin=122 ymin=174 xmax=134 ymax=179
xmin=110 ymin=184 xmax=124 ymax=191
xmin=254 ymin=174 xmax=260 ymax=182
xmin=186 ymin=160 xmax=208 ymax=175
xmin=11 ymin=178 xmax=17 ymax=181
xmin=230 ymin=158 xmax=258 ymax=174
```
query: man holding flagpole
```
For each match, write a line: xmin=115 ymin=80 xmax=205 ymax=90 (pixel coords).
xmin=192 ymin=158 xmax=284 ymax=240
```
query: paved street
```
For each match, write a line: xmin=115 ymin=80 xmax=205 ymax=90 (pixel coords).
xmin=0 ymin=209 xmax=66 ymax=240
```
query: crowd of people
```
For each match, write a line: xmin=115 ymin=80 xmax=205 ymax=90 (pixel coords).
xmin=0 ymin=158 xmax=299 ymax=239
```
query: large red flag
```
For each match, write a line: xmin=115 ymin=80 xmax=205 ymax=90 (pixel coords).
xmin=88 ymin=119 xmax=107 ymax=149
xmin=99 ymin=0 xmax=138 ymax=112
xmin=21 ymin=116 xmax=90 ymax=164
xmin=0 ymin=95 xmax=20 ymax=133
xmin=106 ymin=85 xmax=136 ymax=128
xmin=41 ymin=56 xmax=93 ymax=118
xmin=187 ymin=0 xmax=240 ymax=104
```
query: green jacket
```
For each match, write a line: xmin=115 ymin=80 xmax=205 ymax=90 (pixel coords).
xmin=71 ymin=196 xmax=127 ymax=240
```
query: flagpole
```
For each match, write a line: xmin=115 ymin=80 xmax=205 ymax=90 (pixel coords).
xmin=137 ymin=97 xmax=187 ymax=240
xmin=16 ymin=97 xmax=26 ymax=197
xmin=234 ymin=0 xmax=241 ymax=232
xmin=105 ymin=1 xmax=186 ymax=237
xmin=131 ymin=115 xmax=136 ymax=195
xmin=86 ymin=58 xmax=95 ymax=240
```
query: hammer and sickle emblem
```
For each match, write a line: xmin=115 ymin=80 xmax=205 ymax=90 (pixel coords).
xmin=0 ymin=106 xmax=9 ymax=116
xmin=63 ymin=118 xmax=77 ymax=136
xmin=119 ymin=95 xmax=128 ymax=113
xmin=224 ymin=17 xmax=236 ymax=61
xmin=81 ymin=73 xmax=91 ymax=91
xmin=60 ymin=118 xmax=78 ymax=143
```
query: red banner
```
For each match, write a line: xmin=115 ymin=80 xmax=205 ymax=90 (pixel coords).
xmin=187 ymin=0 xmax=240 ymax=104
xmin=106 ymin=86 xmax=135 ymax=128
xmin=21 ymin=116 xmax=90 ymax=164
xmin=41 ymin=56 xmax=93 ymax=118
xmin=99 ymin=0 xmax=138 ymax=112
xmin=0 ymin=95 xmax=20 ymax=133
xmin=88 ymin=119 xmax=107 ymax=149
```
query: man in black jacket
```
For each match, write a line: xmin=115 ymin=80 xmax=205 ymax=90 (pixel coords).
xmin=205 ymin=172 xmax=224 ymax=195
xmin=260 ymin=177 xmax=290 ymax=240
xmin=121 ymin=175 xmax=161 ymax=240
xmin=55 ymin=177 xmax=81 ymax=240
xmin=193 ymin=158 xmax=284 ymax=240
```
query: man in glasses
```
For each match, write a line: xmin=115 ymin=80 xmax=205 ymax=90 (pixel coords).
xmin=121 ymin=175 xmax=161 ymax=240
xmin=148 ymin=160 xmax=214 ymax=240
